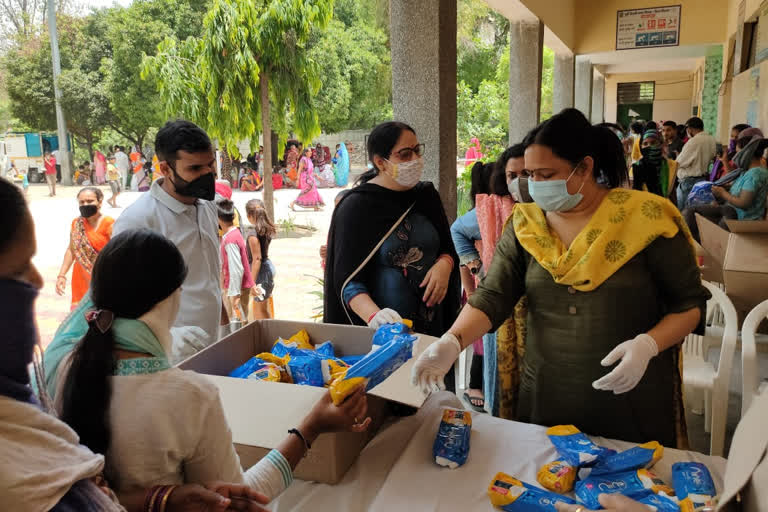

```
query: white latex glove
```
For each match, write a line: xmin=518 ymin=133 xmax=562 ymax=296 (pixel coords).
xmin=170 ymin=326 xmax=210 ymax=364
xmin=410 ymin=332 xmax=462 ymax=395
xmin=367 ymin=308 xmax=403 ymax=329
xmin=592 ymin=333 xmax=659 ymax=395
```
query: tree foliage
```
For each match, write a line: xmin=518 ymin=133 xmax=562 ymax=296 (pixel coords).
xmin=144 ymin=0 xmax=333 ymax=153
xmin=308 ymin=0 xmax=391 ymax=133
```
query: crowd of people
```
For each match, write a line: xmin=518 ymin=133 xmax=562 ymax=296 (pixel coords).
xmin=2 ymin=109 xmax=767 ymax=510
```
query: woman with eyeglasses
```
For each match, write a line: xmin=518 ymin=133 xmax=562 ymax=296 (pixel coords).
xmin=412 ymin=109 xmax=709 ymax=446
xmin=323 ymin=121 xmax=461 ymax=383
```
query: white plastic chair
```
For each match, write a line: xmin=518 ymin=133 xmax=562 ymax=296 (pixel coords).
xmin=682 ymin=280 xmax=739 ymax=456
xmin=741 ymin=299 xmax=768 ymax=417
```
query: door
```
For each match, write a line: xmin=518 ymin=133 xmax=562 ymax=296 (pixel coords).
xmin=617 ymin=103 xmax=654 ymax=131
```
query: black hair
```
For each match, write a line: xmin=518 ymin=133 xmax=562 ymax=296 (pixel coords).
xmin=595 ymin=123 xmax=625 ymax=137
xmin=489 ymin=143 xmax=526 ymax=197
xmin=155 ymin=119 xmax=212 ymax=164
xmin=216 ymin=197 xmax=235 ymax=223
xmin=489 ymin=164 xmax=509 ymax=196
xmin=469 ymin=161 xmax=492 ymax=208
xmin=77 ymin=187 xmax=103 ymax=202
xmin=644 ymin=121 xmax=658 ymax=131
xmin=686 ymin=117 xmax=705 ymax=131
xmin=60 ymin=229 xmax=187 ymax=455
xmin=737 ymin=135 xmax=753 ymax=151
xmin=357 ymin=121 xmax=416 ymax=184
xmin=662 ymin=120 xmax=677 ymax=128
xmin=82 ymin=161 xmax=90 ymax=167
xmin=523 ymin=108 xmax=628 ymax=189
xmin=753 ymin=139 xmax=768 ymax=163
xmin=731 ymin=123 xmax=751 ymax=135
xmin=0 ymin=178 xmax=28 ymax=254
xmin=630 ymin=121 xmax=644 ymax=135
xmin=77 ymin=165 xmax=84 ymax=170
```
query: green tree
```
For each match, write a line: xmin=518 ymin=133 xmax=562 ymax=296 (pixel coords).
xmin=308 ymin=0 xmax=391 ymax=133
xmin=101 ymin=0 xmax=209 ymax=150
xmin=143 ymin=0 xmax=334 ymax=220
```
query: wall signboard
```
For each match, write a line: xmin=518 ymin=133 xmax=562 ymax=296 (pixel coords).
xmin=616 ymin=5 xmax=681 ymax=50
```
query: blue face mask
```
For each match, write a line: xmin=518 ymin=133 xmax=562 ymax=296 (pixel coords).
xmin=528 ymin=165 xmax=585 ymax=212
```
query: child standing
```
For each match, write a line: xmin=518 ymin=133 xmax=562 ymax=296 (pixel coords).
xmin=244 ymin=199 xmax=277 ymax=320
xmin=106 ymin=155 xmax=121 ymax=208
xmin=217 ymin=198 xmax=254 ymax=324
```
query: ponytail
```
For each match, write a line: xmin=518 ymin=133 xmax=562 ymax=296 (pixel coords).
xmin=60 ymin=323 xmax=116 ymax=455
xmin=523 ymin=108 xmax=628 ymax=189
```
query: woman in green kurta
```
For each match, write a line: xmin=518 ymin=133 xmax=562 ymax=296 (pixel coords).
xmin=412 ymin=109 xmax=709 ymax=447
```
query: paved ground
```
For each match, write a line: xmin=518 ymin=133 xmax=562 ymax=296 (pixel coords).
xmin=26 ymin=182 xmax=341 ymax=347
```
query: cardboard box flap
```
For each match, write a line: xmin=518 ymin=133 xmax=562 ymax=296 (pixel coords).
xmin=724 ymin=219 xmax=768 ymax=233
xmin=205 ymin=376 xmax=327 ymax=447
xmin=696 ymin=214 xmax=730 ymax=268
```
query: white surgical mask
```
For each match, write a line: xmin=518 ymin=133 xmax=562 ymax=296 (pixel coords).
xmin=508 ymin=177 xmax=522 ymax=202
xmin=385 ymin=157 xmax=423 ymax=189
xmin=528 ymin=166 xmax=585 ymax=212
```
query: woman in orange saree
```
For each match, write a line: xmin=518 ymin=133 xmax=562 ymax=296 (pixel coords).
xmin=55 ymin=187 xmax=114 ymax=309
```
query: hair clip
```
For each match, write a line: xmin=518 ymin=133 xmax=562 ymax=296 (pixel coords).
xmin=85 ymin=309 xmax=115 ymax=334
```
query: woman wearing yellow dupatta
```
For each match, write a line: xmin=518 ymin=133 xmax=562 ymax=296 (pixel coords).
xmin=413 ymin=109 xmax=709 ymax=447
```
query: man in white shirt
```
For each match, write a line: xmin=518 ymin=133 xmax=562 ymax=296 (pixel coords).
xmin=113 ymin=120 xmax=221 ymax=360
xmin=113 ymin=146 xmax=130 ymax=188
xmin=675 ymin=117 xmax=717 ymax=209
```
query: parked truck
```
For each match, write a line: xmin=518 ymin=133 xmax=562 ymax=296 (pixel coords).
xmin=1 ymin=132 xmax=72 ymax=183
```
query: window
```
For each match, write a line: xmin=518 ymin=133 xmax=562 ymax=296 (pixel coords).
xmin=617 ymin=82 xmax=655 ymax=104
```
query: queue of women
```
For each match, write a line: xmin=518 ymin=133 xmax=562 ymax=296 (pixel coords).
xmin=2 ymin=108 xmax=766 ymax=511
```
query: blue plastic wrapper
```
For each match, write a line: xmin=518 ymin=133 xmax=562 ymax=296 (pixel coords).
xmin=488 ymin=473 xmax=577 ymax=512
xmin=229 ymin=357 xmax=268 ymax=379
xmin=433 ymin=408 xmax=472 ymax=469
xmin=672 ymin=462 xmax=716 ymax=512
xmin=590 ymin=442 xmax=664 ymax=476
xmin=315 ymin=341 xmax=335 ymax=358
xmin=371 ymin=322 xmax=412 ymax=346
xmin=687 ymin=181 xmax=715 ymax=207
xmin=340 ymin=354 xmax=366 ymax=366
xmin=638 ymin=492 xmax=681 ymax=512
xmin=575 ymin=469 xmax=675 ymax=510
xmin=546 ymin=425 xmax=605 ymax=467
xmin=329 ymin=323 xmax=417 ymax=405
xmin=271 ymin=340 xmax=295 ymax=358
xmin=286 ymin=355 xmax=324 ymax=387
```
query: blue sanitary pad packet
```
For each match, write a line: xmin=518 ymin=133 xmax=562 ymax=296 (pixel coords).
xmin=590 ymin=442 xmax=663 ymax=476
xmin=315 ymin=340 xmax=335 ymax=358
xmin=672 ymin=462 xmax=716 ymax=511
xmin=547 ymin=425 xmax=605 ymax=467
xmin=488 ymin=473 xmax=577 ymax=512
xmin=433 ymin=408 xmax=472 ymax=469
xmin=286 ymin=355 xmax=324 ymax=387
xmin=343 ymin=325 xmax=416 ymax=390
xmin=576 ymin=470 xmax=674 ymax=510
xmin=339 ymin=354 xmax=366 ymax=366
xmin=229 ymin=357 xmax=268 ymax=379
xmin=638 ymin=492 xmax=681 ymax=512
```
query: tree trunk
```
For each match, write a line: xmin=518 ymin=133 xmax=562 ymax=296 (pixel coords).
xmin=260 ymin=70 xmax=274 ymax=221
xmin=137 ymin=134 xmax=145 ymax=153
xmin=220 ymin=147 xmax=233 ymax=184
xmin=271 ymin=131 xmax=279 ymax=167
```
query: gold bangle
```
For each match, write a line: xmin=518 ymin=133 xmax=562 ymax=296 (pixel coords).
xmin=159 ymin=485 xmax=177 ymax=512
xmin=146 ymin=486 xmax=163 ymax=512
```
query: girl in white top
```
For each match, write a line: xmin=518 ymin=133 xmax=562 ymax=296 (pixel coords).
xmin=57 ymin=228 xmax=371 ymax=504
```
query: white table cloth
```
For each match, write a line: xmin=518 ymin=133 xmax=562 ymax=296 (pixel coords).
xmin=272 ymin=392 xmax=726 ymax=511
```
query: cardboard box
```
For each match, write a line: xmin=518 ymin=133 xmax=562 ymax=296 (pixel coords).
xmin=696 ymin=214 xmax=768 ymax=314
xmin=178 ymin=319 xmax=434 ymax=484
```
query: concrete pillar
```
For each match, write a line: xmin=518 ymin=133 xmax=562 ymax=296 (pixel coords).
xmin=508 ymin=19 xmax=544 ymax=145
xmin=552 ymin=53 xmax=575 ymax=115
xmin=390 ymin=0 xmax=457 ymax=219
xmin=574 ymin=56 xmax=593 ymax=119
xmin=590 ymin=70 xmax=605 ymax=124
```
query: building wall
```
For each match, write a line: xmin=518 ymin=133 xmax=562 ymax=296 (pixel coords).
xmin=515 ymin=0 xmax=577 ymax=50
xmin=726 ymin=0 xmax=768 ymax=143
xmin=573 ymin=0 xmax=728 ymax=54
xmin=604 ymin=71 xmax=694 ymax=125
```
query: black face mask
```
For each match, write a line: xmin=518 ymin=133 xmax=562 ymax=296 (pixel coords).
xmin=79 ymin=204 xmax=98 ymax=218
xmin=168 ymin=163 xmax=215 ymax=201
